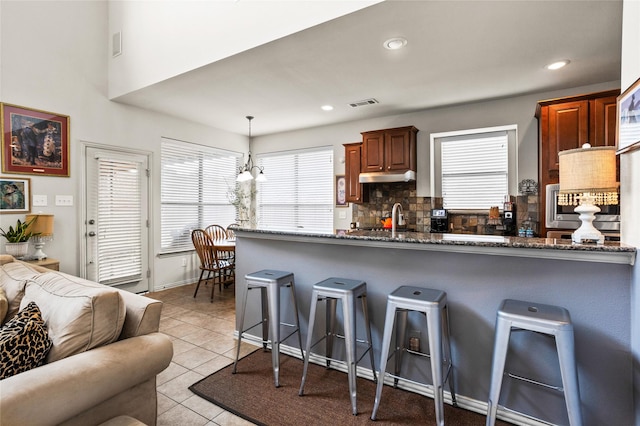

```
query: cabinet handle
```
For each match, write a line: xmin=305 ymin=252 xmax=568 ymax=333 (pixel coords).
xmin=379 ymin=166 xmax=383 ymax=171
xmin=387 ymin=166 xmax=391 ymax=170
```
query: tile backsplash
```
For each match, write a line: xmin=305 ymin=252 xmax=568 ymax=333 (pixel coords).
xmin=351 ymin=182 xmax=539 ymax=236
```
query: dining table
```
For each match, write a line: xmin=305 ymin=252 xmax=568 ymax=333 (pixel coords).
xmin=212 ymin=238 xmax=236 ymax=251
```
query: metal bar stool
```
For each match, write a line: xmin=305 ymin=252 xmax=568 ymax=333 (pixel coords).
xmin=371 ymin=286 xmax=457 ymax=425
xmin=233 ymin=269 xmax=304 ymax=388
xmin=486 ymin=299 xmax=582 ymax=426
xmin=298 ymin=277 xmax=377 ymax=415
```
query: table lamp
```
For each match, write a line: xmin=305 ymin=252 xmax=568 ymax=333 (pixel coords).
xmin=25 ymin=213 xmax=54 ymax=260
xmin=558 ymin=144 xmax=618 ymax=244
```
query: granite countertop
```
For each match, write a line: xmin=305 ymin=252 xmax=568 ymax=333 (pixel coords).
xmin=233 ymin=227 xmax=637 ymax=265
xmin=342 ymin=229 xmax=636 ymax=252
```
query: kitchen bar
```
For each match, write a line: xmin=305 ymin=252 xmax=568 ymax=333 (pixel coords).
xmin=233 ymin=228 xmax=635 ymax=426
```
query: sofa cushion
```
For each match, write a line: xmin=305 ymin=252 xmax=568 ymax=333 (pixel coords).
xmin=0 ymin=288 xmax=8 ymax=323
xmin=0 ymin=261 xmax=41 ymax=325
xmin=21 ymin=272 xmax=125 ymax=363
xmin=0 ymin=301 xmax=52 ymax=379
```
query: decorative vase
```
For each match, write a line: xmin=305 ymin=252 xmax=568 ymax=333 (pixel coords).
xmin=4 ymin=242 xmax=29 ymax=259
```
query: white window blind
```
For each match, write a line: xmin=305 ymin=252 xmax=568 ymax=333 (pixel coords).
xmin=256 ymin=147 xmax=333 ymax=233
xmin=96 ymin=156 xmax=143 ymax=285
xmin=440 ymin=131 xmax=509 ymax=210
xmin=161 ymin=138 xmax=241 ymax=252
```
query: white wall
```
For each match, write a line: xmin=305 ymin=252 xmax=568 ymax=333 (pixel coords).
xmin=620 ymin=0 xmax=640 ymax=423
xmin=0 ymin=0 xmax=247 ymax=289
xmin=107 ymin=1 xmax=380 ymax=99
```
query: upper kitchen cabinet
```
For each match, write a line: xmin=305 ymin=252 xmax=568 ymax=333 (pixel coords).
xmin=361 ymin=126 xmax=418 ymax=173
xmin=343 ymin=142 xmax=368 ymax=203
xmin=537 ymin=90 xmax=619 ymax=184
xmin=536 ymin=89 xmax=619 ymax=237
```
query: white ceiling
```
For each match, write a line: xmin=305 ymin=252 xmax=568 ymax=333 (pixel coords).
xmin=113 ymin=0 xmax=623 ymax=137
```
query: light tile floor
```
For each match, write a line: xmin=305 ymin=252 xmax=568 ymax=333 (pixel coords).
xmin=147 ymin=282 xmax=257 ymax=426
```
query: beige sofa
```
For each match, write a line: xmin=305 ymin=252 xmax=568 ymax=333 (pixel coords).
xmin=0 ymin=255 xmax=173 ymax=426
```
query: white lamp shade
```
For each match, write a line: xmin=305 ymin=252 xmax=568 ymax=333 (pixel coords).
xmin=558 ymin=145 xmax=617 ymax=194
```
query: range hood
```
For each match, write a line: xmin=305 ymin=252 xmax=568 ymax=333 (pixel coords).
xmin=359 ymin=170 xmax=416 ymax=183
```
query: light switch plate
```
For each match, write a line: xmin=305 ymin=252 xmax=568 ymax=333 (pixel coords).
xmin=55 ymin=195 xmax=73 ymax=206
xmin=32 ymin=195 xmax=48 ymax=206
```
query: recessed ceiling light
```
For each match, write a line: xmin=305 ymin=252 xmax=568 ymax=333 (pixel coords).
xmin=383 ymin=37 xmax=407 ymax=50
xmin=546 ymin=60 xmax=570 ymax=70
xmin=321 ymin=105 xmax=334 ymax=111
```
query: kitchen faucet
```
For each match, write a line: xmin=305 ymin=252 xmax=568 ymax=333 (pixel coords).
xmin=392 ymin=203 xmax=404 ymax=236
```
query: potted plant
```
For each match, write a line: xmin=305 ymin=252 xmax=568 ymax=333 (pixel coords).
xmin=1 ymin=217 xmax=38 ymax=258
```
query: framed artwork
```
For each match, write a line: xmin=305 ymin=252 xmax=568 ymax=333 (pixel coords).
xmin=1 ymin=177 xmax=31 ymax=214
xmin=335 ymin=175 xmax=348 ymax=207
xmin=1 ymin=103 xmax=70 ymax=176
xmin=616 ymin=76 xmax=640 ymax=155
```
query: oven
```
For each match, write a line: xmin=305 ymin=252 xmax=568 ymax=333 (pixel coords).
xmin=545 ymin=183 xmax=620 ymax=231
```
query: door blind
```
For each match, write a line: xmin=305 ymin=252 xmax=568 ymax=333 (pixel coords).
xmin=161 ymin=138 xmax=241 ymax=252
xmin=96 ymin=156 xmax=143 ymax=285
xmin=441 ymin=133 xmax=508 ymax=210
xmin=256 ymin=147 xmax=333 ymax=233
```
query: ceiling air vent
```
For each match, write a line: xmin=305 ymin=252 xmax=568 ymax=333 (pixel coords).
xmin=349 ymin=98 xmax=379 ymax=108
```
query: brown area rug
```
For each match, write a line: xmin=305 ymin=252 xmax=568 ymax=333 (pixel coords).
xmin=189 ymin=349 xmax=512 ymax=425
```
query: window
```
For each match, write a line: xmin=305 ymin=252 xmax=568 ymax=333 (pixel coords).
xmin=430 ymin=125 xmax=517 ymax=210
xmin=161 ymin=138 xmax=241 ymax=252
xmin=256 ymin=147 xmax=333 ymax=233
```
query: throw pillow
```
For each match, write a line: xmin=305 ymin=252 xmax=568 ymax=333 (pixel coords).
xmin=0 ymin=261 xmax=42 ymax=325
xmin=0 ymin=301 xmax=52 ymax=379
xmin=0 ymin=288 xmax=8 ymax=323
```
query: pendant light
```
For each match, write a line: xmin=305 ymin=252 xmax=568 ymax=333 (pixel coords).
xmin=236 ymin=116 xmax=266 ymax=182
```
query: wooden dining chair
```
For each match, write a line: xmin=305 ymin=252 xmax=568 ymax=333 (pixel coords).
xmin=206 ymin=224 xmax=235 ymax=266
xmin=191 ymin=229 xmax=235 ymax=302
xmin=205 ymin=224 xmax=227 ymax=241
xmin=226 ymin=223 xmax=239 ymax=239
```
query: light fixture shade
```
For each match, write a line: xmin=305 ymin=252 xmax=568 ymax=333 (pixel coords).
xmin=558 ymin=145 xmax=618 ymax=194
xmin=236 ymin=170 xmax=253 ymax=182
xmin=255 ymin=171 xmax=267 ymax=182
xmin=25 ymin=214 xmax=54 ymax=236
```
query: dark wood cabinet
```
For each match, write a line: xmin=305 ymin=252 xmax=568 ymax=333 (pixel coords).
xmin=361 ymin=126 xmax=418 ymax=173
xmin=590 ymin=95 xmax=618 ymax=148
xmin=536 ymin=89 xmax=619 ymax=237
xmin=343 ymin=143 xmax=368 ymax=203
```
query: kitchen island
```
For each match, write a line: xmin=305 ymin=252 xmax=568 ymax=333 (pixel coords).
xmin=233 ymin=228 xmax=636 ymax=426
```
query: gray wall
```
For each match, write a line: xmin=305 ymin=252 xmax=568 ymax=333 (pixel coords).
xmin=250 ymin=81 xmax=619 ymax=231
xmin=235 ymin=234 xmax=632 ymax=425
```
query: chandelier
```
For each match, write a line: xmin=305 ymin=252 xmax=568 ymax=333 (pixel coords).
xmin=236 ymin=116 xmax=266 ymax=182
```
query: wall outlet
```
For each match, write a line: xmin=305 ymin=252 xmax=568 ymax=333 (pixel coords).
xmin=181 ymin=258 xmax=187 ymax=267
xmin=55 ymin=195 xmax=74 ymax=206
xmin=409 ymin=330 xmax=421 ymax=352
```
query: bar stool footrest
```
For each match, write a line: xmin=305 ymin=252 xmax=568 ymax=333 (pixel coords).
xmin=506 ymin=372 xmax=563 ymax=392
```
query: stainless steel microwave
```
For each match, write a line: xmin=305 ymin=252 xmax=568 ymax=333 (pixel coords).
xmin=545 ymin=184 xmax=620 ymax=230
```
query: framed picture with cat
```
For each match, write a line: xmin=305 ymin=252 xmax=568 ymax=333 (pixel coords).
xmin=1 ymin=103 xmax=70 ymax=177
